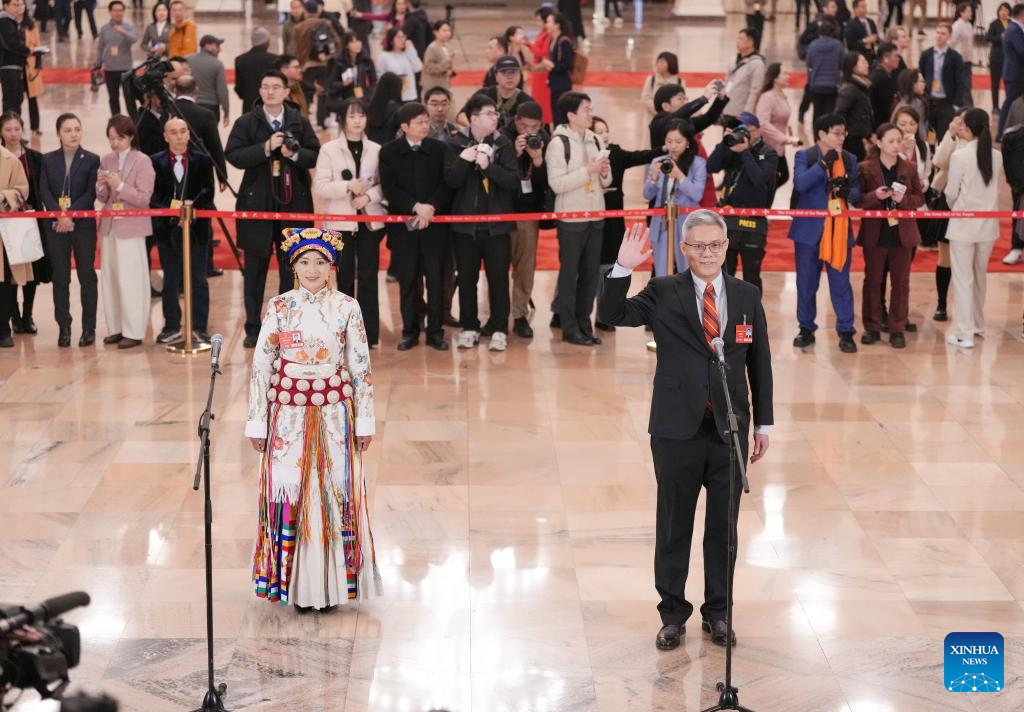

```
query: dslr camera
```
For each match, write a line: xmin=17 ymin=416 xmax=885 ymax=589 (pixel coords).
xmin=828 ymin=174 xmax=850 ymax=196
xmin=723 ymin=125 xmax=751 ymax=148
xmin=525 ymin=133 xmax=543 ymax=150
xmin=659 ymin=158 xmax=675 ymax=175
xmin=280 ymin=131 xmax=301 ymax=153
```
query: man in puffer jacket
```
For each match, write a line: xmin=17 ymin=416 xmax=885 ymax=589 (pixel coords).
xmin=545 ymin=91 xmax=612 ymax=346
xmin=806 ymin=17 xmax=845 ymax=122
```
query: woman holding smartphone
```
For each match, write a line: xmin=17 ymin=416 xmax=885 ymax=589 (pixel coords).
xmin=642 ymin=119 xmax=707 ymax=277
xmin=855 ymin=122 xmax=925 ymax=349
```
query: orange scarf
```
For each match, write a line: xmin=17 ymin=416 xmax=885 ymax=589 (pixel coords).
xmin=818 ymin=154 xmax=849 ymax=271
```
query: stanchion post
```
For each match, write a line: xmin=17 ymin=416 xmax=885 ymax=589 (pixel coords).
xmin=647 ymin=203 xmax=678 ymax=353
xmin=168 ymin=200 xmax=211 ymax=356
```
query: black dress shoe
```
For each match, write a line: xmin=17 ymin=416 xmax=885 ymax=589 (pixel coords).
xmin=243 ymin=334 xmax=258 ymax=349
xmin=0 ymin=334 xmax=13 ymax=348
xmin=905 ymin=321 xmax=918 ymax=332
xmin=513 ymin=317 xmax=534 ymax=338
xmin=582 ymin=331 xmax=603 ymax=345
xmin=443 ymin=314 xmax=461 ymax=328
xmin=117 ymin=337 xmax=143 ymax=350
xmin=397 ymin=336 xmax=418 ymax=351
xmin=838 ymin=333 xmax=858 ymax=353
xmin=79 ymin=329 xmax=95 ymax=347
xmin=563 ymin=331 xmax=593 ymax=346
xmin=792 ymin=328 xmax=815 ymax=348
xmin=549 ymin=313 xmax=561 ymax=329
xmin=103 ymin=333 xmax=123 ymax=345
xmin=21 ymin=317 xmax=37 ymax=334
xmin=890 ymin=333 xmax=906 ymax=349
xmin=933 ymin=307 xmax=948 ymax=322
xmin=426 ymin=335 xmax=450 ymax=351
xmin=293 ymin=604 xmax=314 ymax=614
xmin=58 ymin=326 xmax=71 ymax=348
xmin=595 ymin=321 xmax=616 ymax=332
xmin=10 ymin=316 xmax=25 ymax=334
xmin=656 ymin=623 xmax=683 ymax=650
xmin=702 ymin=618 xmax=736 ymax=647
xmin=861 ymin=330 xmax=881 ymax=345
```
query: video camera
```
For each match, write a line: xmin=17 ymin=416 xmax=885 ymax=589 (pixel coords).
xmin=131 ymin=55 xmax=176 ymax=97
xmin=1 ymin=592 xmax=89 ymax=703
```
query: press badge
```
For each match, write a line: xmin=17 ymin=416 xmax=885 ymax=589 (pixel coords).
xmin=354 ymin=86 xmax=363 ymax=99
xmin=279 ymin=330 xmax=303 ymax=349
xmin=828 ymin=198 xmax=843 ymax=217
xmin=887 ymin=216 xmax=900 ymax=227
xmin=736 ymin=324 xmax=753 ymax=344
xmin=110 ymin=45 xmax=119 ymax=56
xmin=58 ymin=195 xmax=70 ymax=210
xmin=169 ymin=198 xmax=183 ymax=209
xmin=111 ymin=201 xmax=125 ymax=211
xmin=521 ymin=179 xmax=533 ymax=194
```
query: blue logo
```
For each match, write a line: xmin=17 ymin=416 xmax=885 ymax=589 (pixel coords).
xmin=944 ymin=632 xmax=1003 ymax=692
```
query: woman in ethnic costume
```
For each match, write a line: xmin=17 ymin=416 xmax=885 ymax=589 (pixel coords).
xmin=246 ymin=227 xmax=380 ymax=613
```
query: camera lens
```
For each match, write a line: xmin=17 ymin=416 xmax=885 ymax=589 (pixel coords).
xmin=659 ymin=160 xmax=673 ymax=175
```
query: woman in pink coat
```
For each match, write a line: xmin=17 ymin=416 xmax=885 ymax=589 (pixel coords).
xmin=96 ymin=115 xmax=156 ymax=349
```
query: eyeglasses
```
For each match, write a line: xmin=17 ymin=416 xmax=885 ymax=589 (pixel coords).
xmin=827 ymin=128 xmax=848 ymax=137
xmin=476 ymin=110 xmax=499 ymax=118
xmin=260 ymin=84 xmax=286 ymax=92
xmin=683 ymin=240 xmax=728 ymax=254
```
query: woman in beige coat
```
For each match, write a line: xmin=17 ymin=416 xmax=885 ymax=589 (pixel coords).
xmin=314 ymin=99 xmax=385 ymax=347
xmin=24 ymin=14 xmax=44 ymax=134
xmin=943 ymin=108 xmax=1004 ymax=349
xmin=0 ymin=144 xmax=31 ymax=347
xmin=421 ymin=20 xmax=455 ymax=97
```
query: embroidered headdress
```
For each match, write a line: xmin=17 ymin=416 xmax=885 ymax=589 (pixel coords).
xmin=280 ymin=227 xmax=345 ymax=265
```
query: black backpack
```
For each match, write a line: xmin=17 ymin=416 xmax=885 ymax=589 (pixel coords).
xmin=541 ymin=133 xmax=602 ymax=228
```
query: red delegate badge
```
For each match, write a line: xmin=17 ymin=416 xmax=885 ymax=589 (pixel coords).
xmin=735 ymin=324 xmax=753 ymax=344
xmin=279 ymin=330 xmax=303 ymax=349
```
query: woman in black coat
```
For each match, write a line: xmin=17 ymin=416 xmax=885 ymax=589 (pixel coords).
xmin=365 ymin=72 xmax=403 ymax=145
xmin=326 ymin=31 xmax=377 ymax=111
xmin=986 ymin=3 xmax=1013 ymax=112
xmin=835 ymin=51 xmax=874 ymax=160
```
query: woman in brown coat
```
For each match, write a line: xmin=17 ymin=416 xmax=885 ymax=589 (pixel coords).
xmin=24 ymin=11 xmax=44 ymax=134
xmin=855 ymin=122 xmax=925 ymax=348
xmin=0 ymin=142 xmax=32 ymax=347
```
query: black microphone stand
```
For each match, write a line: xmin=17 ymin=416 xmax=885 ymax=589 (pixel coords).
xmin=702 ymin=343 xmax=753 ymax=712
xmin=191 ymin=352 xmax=228 ymax=712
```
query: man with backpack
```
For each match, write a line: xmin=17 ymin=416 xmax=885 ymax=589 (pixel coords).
xmin=789 ymin=113 xmax=862 ymax=354
xmin=1000 ymin=101 xmax=1024 ymax=265
xmin=545 ymin=91 xmax=612 ymax=346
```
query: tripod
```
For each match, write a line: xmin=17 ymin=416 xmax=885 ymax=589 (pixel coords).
xmin=701 ymin=340 xmax=754 ymax=712
xmin=191 ymin=339 xmax=228 ymax=712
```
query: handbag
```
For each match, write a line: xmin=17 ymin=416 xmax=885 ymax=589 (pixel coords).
xmin=0 ymin=215 xmax=45 ymax=265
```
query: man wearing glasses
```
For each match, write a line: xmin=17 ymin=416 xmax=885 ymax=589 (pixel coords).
xmin=788 ymin=112 xmax=861 ymax=353
xmin=226 ymin=69 xmax=321 ymax=349
xmin=598 ymin=211 xmax=773 ymax=651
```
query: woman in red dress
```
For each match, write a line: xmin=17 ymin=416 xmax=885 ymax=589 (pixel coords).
xmin=528 ymin=6 xmax=554 ymax=125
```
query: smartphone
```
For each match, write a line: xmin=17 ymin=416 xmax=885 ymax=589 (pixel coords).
xmin=891 ymin=181 xmax=906 ymax=196
xmin=595 ymin=148 xmax=610 ymax=161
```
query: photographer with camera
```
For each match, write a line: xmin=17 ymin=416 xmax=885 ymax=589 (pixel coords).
xmin=648 ymin=81 xmax=729 ymax=154
xmin=445 ymin=93 xmax=519 ymax=352
xmin=225 ymin=69 xmax=321 ymax=349
xmin=476 ymin=56 xmax=535 ymax=129
xmin=706 ymin=112 xmax=778 ymax=295
xmin=789 ymin=112 xmax=861 ymax=353
xmin=500 ymin=100 xmax=548 ymax=339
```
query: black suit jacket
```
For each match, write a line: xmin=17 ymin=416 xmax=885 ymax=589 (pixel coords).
xmin=149 ymin=149 xmax=214 ymax=242
xmin=845 ymin=16 xmax=878 ymax=59
xmin=868 ymin=65 xmax=898 ymax=128
xmin=173 ymin=98 xmax=227 ymax=179
xmin=598 ymin=269 xmax=773 ymax=444
xmin=38 ymin=147 xmax=100 ymax=236
xmin=224 ymin=101 xmax=320 ymax=253
xmin=920 ymin=46 xmax=965 ymax=106
xmin=379 ymin=137 xmax=452 ymax=243
xmin=234 ymin=47 xmax=280 ymax=114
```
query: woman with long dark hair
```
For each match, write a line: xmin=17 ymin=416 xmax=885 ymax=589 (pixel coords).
xmin=855 ymin=122 xmax=925 ymax=348
xmin=894 ymin=68 xmax=929 ymax=144
xmin=755 ymin=62 xmax=799 ymax=187
xmin=0 ymin=112 xmax=31 ymax=347
xmin=835 ymin=51 xmax=873 ymax=160
xmin=642 ymin=119 xmax=706 ymax=277
xmin=365 ymin=72 xmax=404 ymax=145
xmin=986 ymin=3 xmax=1013 ymax=112
xmin=504 ymin=25 xmax=530 ymax=73
xmin=943 ymin=108 xmax=1002 ymax=348
xmin=326 ymin=31 xmax=377 ymax=114
xmin=0 ymin=111 xmax=48 ymax=337
xmin=950 ymin=2 xmax=976 ymax=107
xmin=542 ymin=12 xmax=574 ymax=125
xmin=375 ymin=27 xmax=422 ymax=102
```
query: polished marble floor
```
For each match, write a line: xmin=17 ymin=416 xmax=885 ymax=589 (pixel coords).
xmin=3 ymin=3 xmax=1024 ymax=711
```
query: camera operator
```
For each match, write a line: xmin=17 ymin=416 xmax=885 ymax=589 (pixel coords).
xmin=130 ymin=55 xmax=190 ymax=151
xmin=173 ymin=75 xmax=228 ymax=193
xmin=0 ymin=0 xmax=31 ymax=115
xmin=501 ymin=100 xmax=548 ymax=339
xmin=225 ymin=69 xmax=321 ymax=349
xmin=706 ymin=112 xmax=778 ymax=295
xmin=789 ymin=112 xmax=861 ymax=353
xmin=445 ymin=93 xmax=519 ymax=352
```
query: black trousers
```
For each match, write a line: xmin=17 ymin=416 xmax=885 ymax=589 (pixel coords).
xmin=73 ymin=0 xmax=97 ymax=38
xmin=811 ymin=89 xmax=836 ymax=124
xmin=104 ymin=69 xmax=126 ymax=115
xmin=198 ymin=103 xmax=220 ymax=121
xmin=44 ymin=228 xmax=97 ymax=331
xmin=556 ymin=220 xmax=603 ymax=337
xmin=389 ymin=225 xmax=449 ymax=340
xmin=337 ymin=225 xmax=382 ymax=346
xmin=883 ymin=0 xmax=904 ymax=28
xmin=156 ymin=225 xmax=211 ymax=331
xmin=990 ymin=56 xmax=1003 ymax=111
xmin=652 ymin=419 xmax=746 ymax=626
xmin=0 ymin=68 xmax=24 ymax=115
xmin=0 ymin=282 xmax=14 ymax=337
xmin=795 ymin=0 xmax=812 ymax=28
xmin=54 ymin=0 xmax=71 ymax=37
xmin=929 ymin=97 xmax=955 ymax=143
xmin=242 ymin=222 xmax=301 ymax=338
xmin=725 ymin=245 xmax=765 ymax=295
xmin=453 ymin=229 xmax=511 ymax=334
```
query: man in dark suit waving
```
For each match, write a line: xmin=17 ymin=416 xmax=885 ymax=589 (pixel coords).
xmin=598 ymin=211 xmax=773 ymax=651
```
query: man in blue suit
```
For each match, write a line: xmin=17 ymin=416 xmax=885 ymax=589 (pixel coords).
xmin=999 ymin=4 xmax=1024 ymax=138
xmin=788 ymin=113 xmax=861 ymax=354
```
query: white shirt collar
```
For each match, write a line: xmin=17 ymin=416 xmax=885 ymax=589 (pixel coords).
xmin=264 ymin=107 xmax=285 ymax=125
xmin=691 ymin=271 xmax=724 ymax=298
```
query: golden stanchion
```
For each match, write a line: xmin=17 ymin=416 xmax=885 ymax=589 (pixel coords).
xmin=647 ymin=202 xmax=678 ymax=353
xmin=168 ymin=200 xmax=212 ymax=356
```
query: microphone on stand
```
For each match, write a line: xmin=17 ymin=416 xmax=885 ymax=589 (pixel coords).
xmin=710 ymin=336 xmax=726 ymax=364
xmin=209 ymin=334 xmax=223 ymax=372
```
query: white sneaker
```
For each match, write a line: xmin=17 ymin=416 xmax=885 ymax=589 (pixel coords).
xmin=455 ymin=330 xmax=480 ymax=349
xmin=488 ymin=333 xmax=507 ymax=352
xmin=613 ymin=17 xmax=623 ymax=26
xmin=946 ymin=333 xmax=976 ymax=349
xmin=1002 ymin=248 xmax=1023 ymax=265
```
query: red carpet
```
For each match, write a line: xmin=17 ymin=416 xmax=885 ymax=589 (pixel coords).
xmin=204 ymin=218 xmax=1021 ymax=273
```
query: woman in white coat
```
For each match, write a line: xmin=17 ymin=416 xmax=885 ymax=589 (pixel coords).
xmin=95 ymin=115 xmax=156 ymax=349
xmin=314 ymin=98 xmax=385 ymax=348
xmin=943 ymin=108 xmax=1004 ymax=349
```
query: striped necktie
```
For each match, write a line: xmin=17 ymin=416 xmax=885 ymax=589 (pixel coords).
xmin=702 ymin=282 xmax=719 ymax=414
